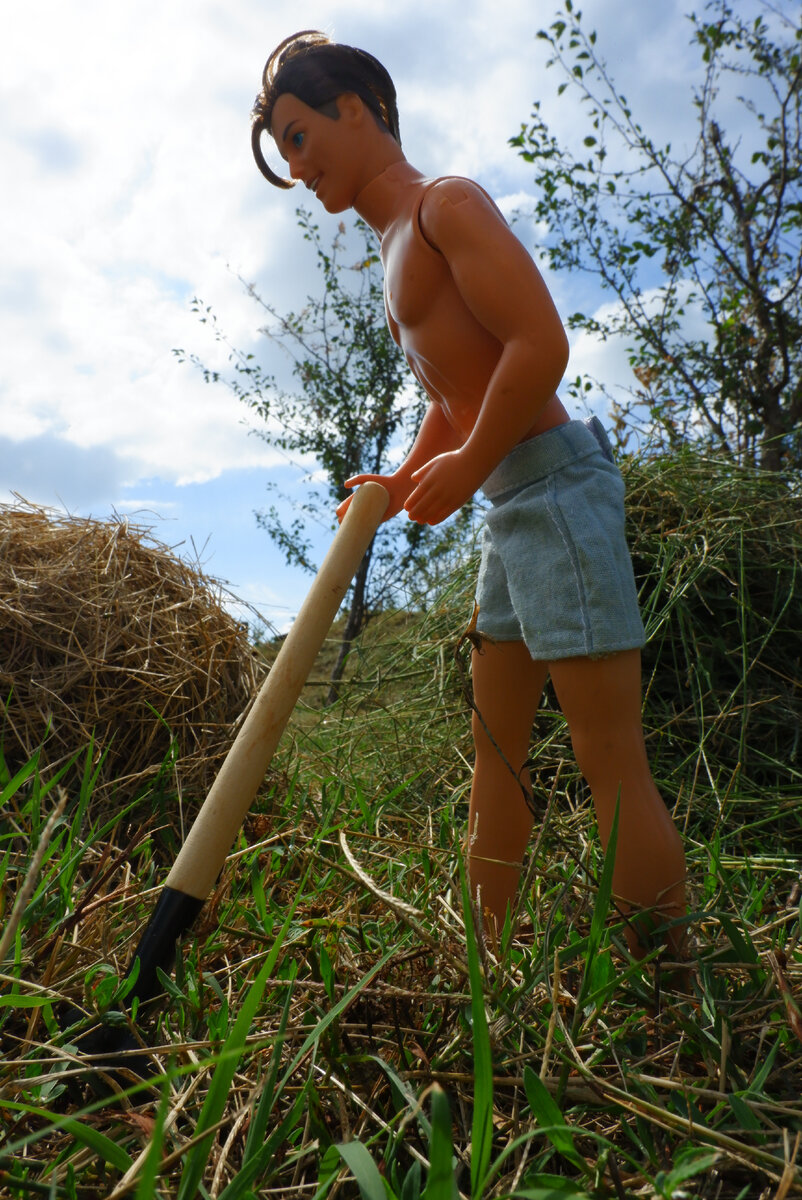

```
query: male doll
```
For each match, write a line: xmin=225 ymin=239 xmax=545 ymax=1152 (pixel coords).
xmin=251 ymin=31 xmax=687 ymax=954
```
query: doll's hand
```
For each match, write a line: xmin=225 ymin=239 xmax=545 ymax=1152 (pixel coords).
xmin=337 ymin=472 xmax=410 ymax=525
xmin=404 ymin=451 xmax=483 ymax=525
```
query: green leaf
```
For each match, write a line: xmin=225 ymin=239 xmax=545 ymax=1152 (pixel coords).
xmin=574 ymin=799 xmax=619 ymax=1016
xmin=747 ymin=1035 xmax=781 ymax=1096
xmin=421 ymin=1086 xmax=458 ymax=1200
xmin=369 ymin=1055 xmax=431 ymax=1140
xmin=511 ymin=1180 xmax=592 ymax=1199
xmin=240 ymin=964 xmax=298 ymax=1165
xmin=59 ymin=1116 xmax=133 ymax=1173
xmin=727 ymin=1093 xmax=763 ymax=1131
xmin=0 ymin=750 xmax=40 ymax=805
xmin=655 ymin=1147 xmax=720 ymax=1193
xmin=319 ymin=943 xmax=335 ymax=1001
xmin=135 ymin=1077 xmax=170 ymax=1200
xmin=0 ymin=1102 xmax=135 ymax=1174
xmin=401 ymin=1161 xmax=422 ymax=1200
xmin=0 ymin=993 xmax=53 ymax=1009
xmin=334 ymin=1141 xmax=389 ymax=1200
xmin=218 ymin=1088 xmax=307 ymax=1200
xmin=176 ymin=954 xmax=275 ymax=1200
xmin=177 ymin=884 xmax=305 ymax=1200
xmin=523 ymin=1067 xmax=586 ymax=1174
xmin=718 ymin=914 xmax=759 ymax=964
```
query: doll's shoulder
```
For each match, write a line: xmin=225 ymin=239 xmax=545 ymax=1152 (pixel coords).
xmin=418 ymin=176 xmax=507 ymax=250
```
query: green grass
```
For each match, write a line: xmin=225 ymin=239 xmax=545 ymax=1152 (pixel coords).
xmin=1 ymin=450 xmax=800 ymax=1199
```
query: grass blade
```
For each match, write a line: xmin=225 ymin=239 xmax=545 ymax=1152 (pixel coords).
xmin=578 ymin=797 xmax=619 ymax=1011
xmin=421 ymin=1085 xmax=458 ymax=1200
xmin=369 ymin=1054 xmax=432 ymax=1140
xmin=334 ymin=1139 xmax=390 ymax=1200
xmin=523 ymin=1066 xmax=586 ymax=1175
xmin=176 ymin=955 xmax=274 ymax=1200
xmin=60 ymin=1115 xmax=134 ymax=1174
xmin=654 ymin=1147 xmax=720 ymax=1196
xmin=509 ymin=1181 xmax=594 ymax=1198
xmin=134 ymin=1076 xmax=170 ymax=1200
xmin=459 ymin=860 xmax=494 ymax=1199
xmin=276 ymin=945 xmax=398 ymax=1092
xmin=0 ymin=748 xmax=41 ymax=805
xmin=241 ymin=961 xmax=298 ymax=1162
xmin=0 ymin=1101 xmax=134 ymax=1174
xmin=218 ymin=1087 xmax=308 ymax=1200
xmin=176 ymin=886 xmax=304 ymax=1200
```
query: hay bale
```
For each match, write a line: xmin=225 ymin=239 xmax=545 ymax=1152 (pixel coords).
xmin=0 ymin=498 xmax=265 ymax=800
xmin=623 ymin=452 xmax=801 ymax=794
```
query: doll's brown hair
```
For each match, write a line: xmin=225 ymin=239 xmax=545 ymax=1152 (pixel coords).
xmin=252 ymin=30 xmax=401 ymax=188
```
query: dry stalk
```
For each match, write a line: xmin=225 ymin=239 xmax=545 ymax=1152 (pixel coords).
xmin=338 ymin=830 xmax=469 ymax=977
xmin=0 ymin=788 xmax=69 ymax=964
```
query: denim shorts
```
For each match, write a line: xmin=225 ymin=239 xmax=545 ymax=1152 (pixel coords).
xmin=475 ymin=418 xmax=645 ymax=660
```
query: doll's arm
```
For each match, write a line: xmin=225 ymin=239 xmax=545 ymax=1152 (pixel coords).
xmin=336 ymin=400 xmax=462 ymax=523
xmin=404 ymin=181 xmax=569 ymax=525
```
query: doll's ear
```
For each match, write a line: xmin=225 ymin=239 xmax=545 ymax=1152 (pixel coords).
xmin=336 ymin=92 xmax=367 ymax=126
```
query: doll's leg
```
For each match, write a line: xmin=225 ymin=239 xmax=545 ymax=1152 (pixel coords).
xmin=549 ymin=649 xmax=687 ymax=955
xmin=468 ymin=639 xmax=548 ymax=930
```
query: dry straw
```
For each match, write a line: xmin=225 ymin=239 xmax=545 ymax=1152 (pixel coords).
xmin=0 ymin=497 xmax=265 ymax=802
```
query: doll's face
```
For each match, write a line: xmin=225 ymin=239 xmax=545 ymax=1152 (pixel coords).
xmin=270 ymin=92 xmax=367 ymax=213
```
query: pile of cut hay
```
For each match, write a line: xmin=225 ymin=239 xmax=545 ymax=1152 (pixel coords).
xmin=623 ymin=451 xmax=800 ymax=800
xmin=0 ymin=498 xmax=265 ymax=801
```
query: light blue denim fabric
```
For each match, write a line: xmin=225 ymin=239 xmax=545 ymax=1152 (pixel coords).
xmin=475 ymin=418 xmax=645 ymax=659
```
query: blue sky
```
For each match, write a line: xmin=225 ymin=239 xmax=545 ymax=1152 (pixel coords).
xmin=0 ymin=0 xmax=782 ymax=630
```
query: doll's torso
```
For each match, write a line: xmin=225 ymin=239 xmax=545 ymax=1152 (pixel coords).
xmin=379 ymin=174 xmax=566 ymax=442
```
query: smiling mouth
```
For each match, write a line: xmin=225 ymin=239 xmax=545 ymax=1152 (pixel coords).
xmin=308 ymin=175 xmax=322 ymax=193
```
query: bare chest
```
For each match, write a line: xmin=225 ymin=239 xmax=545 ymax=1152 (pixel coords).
xmin=379 ymin=204 xmax=503 ymax=415
xmin=382 ymin=218 xmax=448 ymax=336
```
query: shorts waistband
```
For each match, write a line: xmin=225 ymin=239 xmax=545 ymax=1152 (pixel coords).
xmin=482 ymin=418 xmax=612 ymax=501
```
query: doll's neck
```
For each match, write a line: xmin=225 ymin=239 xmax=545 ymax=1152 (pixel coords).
xmin=354 ymin=160 xmax=427 ymax=237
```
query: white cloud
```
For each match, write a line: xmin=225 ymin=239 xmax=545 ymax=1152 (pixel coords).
xmin=566 ymin=280 xmax=715 ymax=424
xmin=0 ymin=0 xmax=705 ymax=497
xmin=1 ymin=0 xmax=793 ymax=614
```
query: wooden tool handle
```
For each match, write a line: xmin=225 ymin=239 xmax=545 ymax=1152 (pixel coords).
xmin=165 ymin=483 xmax=389 ymax=899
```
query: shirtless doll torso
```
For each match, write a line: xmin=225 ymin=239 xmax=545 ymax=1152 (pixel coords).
xmin=379 ymin=167 xmax=568 ymax=445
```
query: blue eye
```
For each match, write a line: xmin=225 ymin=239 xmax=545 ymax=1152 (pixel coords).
xmin=291 ymin=131 xmax=304 ymax=148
